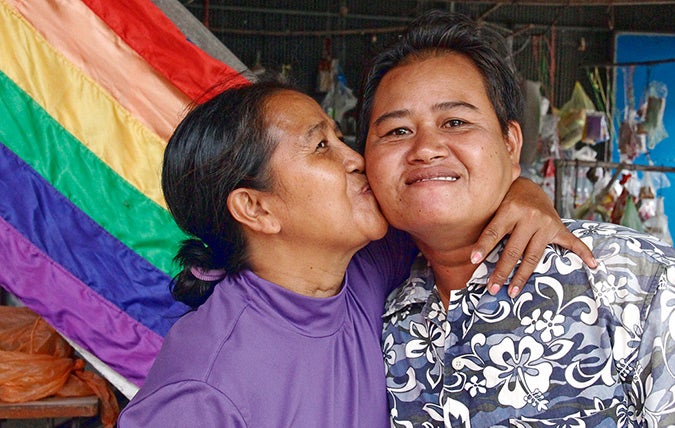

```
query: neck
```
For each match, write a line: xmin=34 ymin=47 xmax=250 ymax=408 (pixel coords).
xmin=415 ymin=238 xmax=479 ymax=308
xmin=246 ymin=236 xmax=358 ymax=298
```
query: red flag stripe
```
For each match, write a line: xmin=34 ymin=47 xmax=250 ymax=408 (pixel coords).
xmin=82 ymin=0 xmax=250 ymax=100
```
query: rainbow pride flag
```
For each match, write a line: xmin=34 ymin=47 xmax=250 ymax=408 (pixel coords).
xmin=0 ymin=0 xmax=249 ymax=397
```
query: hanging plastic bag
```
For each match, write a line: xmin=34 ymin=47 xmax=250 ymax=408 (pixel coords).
xmin=638 ymin=171 xmax=657 ymax=221
xmin=620 ymin=195 xmax=644 ymax=232
xmin=643 ymin=196 xmax=673 ymax=245
xmin=538 ymin=113 xmax=560 ymax=161
xmin=618 ymin=116 xmax=646 ymax=161
xmin=610 ymin=173 xmax=633 ymax=225
xmin=638 ymin=81 xmax=669 ymax=149
xmin=316 ymin=38 xmax=333 ymax=93
xmin=557 ymin=82 xmax=596 ymax=149
xmin=581 ymin=111 xmax=609 ymax=144
xmin=321 ymin=59 xmax=357 ymax=127
xmin=0 ymin=306 xmax=119 ymax=427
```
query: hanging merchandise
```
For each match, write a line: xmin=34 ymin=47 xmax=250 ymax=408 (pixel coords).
xmin=538 ymin=113 xmax=560 ymax=161
xmin=638 ymin=80 xmax=669 ymax=149
xmin=541 ymin=158 xmax=556 ymax=201
xmin=643 ymin=197 xmax=673 ymax=245
xmin=618 ymin=66 xmax=646 ymax=161
xmin=610 ymin=173 xmax=645 ymax=226
xmin=582 ymin=67 xmax=611 ymax=146
xmin=557 ymin=82 xmax=597 ymax=149
xmin=569 ymin=147 xmax=601 ymax=220
xmin=320 ymin=59 xmax=357 ymax=129
xmin=520 ymin=80 xmax=544 ymax=167
xmin=618 ymin=115 xmax=646 ymax=161
xmin=316 ymin=38 xmax=333 ymax=93
xmin=620 ymin=194 xmax=644 ymax=232
xmin=582 ymin=111 xmax=610 ymax=144
xmin=610 ymin=174 xmax=632 ymax=225
xmin=638 ymin=171 xmax=658 ymax=221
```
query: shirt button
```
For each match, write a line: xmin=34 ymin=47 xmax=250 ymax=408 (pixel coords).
xmin=452 ymin=358 xmax=464 ymax=370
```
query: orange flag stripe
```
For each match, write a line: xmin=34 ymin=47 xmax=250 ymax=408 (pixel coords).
xmin=0 ymin=0 xmax=167 ymax=207
xmin=7 ymin=0 xmax=190 ymax=142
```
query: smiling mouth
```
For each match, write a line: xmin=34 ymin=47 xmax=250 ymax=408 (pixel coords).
xmin=417 ymin=176 xmax=457 ymax=183
xmin=408 ymin=176 xmax=458 ymax=184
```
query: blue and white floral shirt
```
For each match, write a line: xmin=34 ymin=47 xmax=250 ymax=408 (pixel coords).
xmin=382 ymin=220 xmax=675 ymax=427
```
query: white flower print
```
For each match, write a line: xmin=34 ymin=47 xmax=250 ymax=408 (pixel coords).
xmin=536 ymin=246 xmax=584 ymax=276
xmin=484 ymin=336 xmax=553 ymax=410
xmin=464 ymin=375 xmax=487 ymax=397
xmin=575 ymin=221 xmax=618 ymax=238
xmin=535 ymin=309 xmax=565 ymax=342
xmin=383 ymin=333 xmax=396 ymax=369
xmin=427 ymin=300 xmax=446 ymax=323
xmin=405 ymin=320 xmax=443 ymax=364
xmin=521 ymin=308 xmax=542 ymax=335
xmin=383 ymin=220 xmax=675 ymax=427
xmin=592 ymin=273 xmax=628 ymax=307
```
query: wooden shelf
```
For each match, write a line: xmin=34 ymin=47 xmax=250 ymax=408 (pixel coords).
xmin=0 ymin=396 xmax=98 ymax=420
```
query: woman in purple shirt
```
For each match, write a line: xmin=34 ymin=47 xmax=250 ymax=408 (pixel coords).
xmin=118 ymin=78 xmax=592 ymax=427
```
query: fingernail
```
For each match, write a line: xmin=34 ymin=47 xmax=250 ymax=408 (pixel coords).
xmin=471 ymin=251 xmax=483 ymax=264
xmin=489 ymin=283 xmax=500 ymax=295
xmin=509 ymin=286 xmax=520 ymax=298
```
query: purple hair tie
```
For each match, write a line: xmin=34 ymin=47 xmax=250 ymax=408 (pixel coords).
xmin=190 ymin=266 xmax=226 ymax=282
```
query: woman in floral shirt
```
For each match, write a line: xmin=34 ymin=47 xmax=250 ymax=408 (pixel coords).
xmin=359 ymin=10 xmax=675 ymax=427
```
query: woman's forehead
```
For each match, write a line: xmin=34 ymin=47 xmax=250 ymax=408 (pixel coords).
xmin=265 ymin=90 xmax=333 ymax=135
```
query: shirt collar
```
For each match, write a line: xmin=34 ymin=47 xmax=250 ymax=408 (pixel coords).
xmin=383 ymin=239 xmax=515 ymax=318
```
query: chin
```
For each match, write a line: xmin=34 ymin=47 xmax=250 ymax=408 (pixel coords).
xmin=364 ymin=219 xmax=389 ymax=241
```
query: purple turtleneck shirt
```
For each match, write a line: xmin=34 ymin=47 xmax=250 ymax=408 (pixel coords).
xmin=118 ymin=229 xmax=414 ymax=427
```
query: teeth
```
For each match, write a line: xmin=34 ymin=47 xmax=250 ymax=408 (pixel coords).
xmin=418 ymin=177 xmax=457 ymax=182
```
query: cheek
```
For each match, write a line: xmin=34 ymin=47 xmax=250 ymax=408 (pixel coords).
xmin=365 ymin=166 xmax=393 ymax=202
xmin=366 ymin=150 xmax=394 ymax=179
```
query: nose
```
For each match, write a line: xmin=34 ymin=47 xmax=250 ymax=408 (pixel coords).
xmin=406 ymin=126 xmax=449 ymax=164
xmin=340 ymin=141 xmax=365 ymax=174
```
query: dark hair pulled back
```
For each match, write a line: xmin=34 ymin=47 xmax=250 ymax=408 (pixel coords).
xmin=162 ymin=77 xmax=293 ymax=308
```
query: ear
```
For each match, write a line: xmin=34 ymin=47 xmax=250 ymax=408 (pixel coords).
xmin=505 ymin=121 xmax=523 ymax=179
xmin=227 ymin=188 xmax=281 ymax=234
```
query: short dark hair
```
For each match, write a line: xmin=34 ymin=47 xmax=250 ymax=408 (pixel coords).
xmin=162 ymin=77 xmax=294 ymax=307
xmin=356 ymin=10 xmax=523 ymax=151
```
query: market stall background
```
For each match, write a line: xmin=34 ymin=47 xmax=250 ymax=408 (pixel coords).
xmin=182 ymin=0 xmax=675 ymax=239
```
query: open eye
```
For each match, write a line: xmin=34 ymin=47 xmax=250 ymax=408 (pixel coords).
xmin=316 ymin=140 xmax=329 ymax=151
xmin=386 ymin=127 xmax=411 ymax=137
xmin=444 ymin=119 xmax=465 ymax=128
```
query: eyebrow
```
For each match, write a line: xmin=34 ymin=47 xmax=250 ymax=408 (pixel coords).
xmin=433 ymin=100 xmax=478 ymax=113
xmin=372 ymin=109 xmax=409 ymax=128
xmin=305 ymin=121 xmax=328 ymax=140
xmin=304 ymin=120 xmax=340 ymax=140
xmin=372 ymin=100 xmax=479 ymax=127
